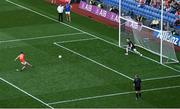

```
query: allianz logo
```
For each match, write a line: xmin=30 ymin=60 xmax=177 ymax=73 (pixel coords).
xmin=157 ymin=31 xmax=179 ymax=45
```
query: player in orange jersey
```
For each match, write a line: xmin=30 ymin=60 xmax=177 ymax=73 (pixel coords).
xmin=14 ymin=52 xmax=32 ymax=71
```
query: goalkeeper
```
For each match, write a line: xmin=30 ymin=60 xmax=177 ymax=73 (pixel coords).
xmin=125 ymin=38 xmax=142 ymax=56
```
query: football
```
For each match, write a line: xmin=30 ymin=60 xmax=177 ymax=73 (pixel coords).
xmin=58 ymin=55 xmax=62 ymax=58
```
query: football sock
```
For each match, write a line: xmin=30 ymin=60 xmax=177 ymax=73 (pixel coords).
xmin=139 ymin=93 xmax=141 ymax=98
xmin=136 ymin=93 xmax=138 ymax=99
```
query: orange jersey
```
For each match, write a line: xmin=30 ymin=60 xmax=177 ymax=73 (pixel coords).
xmin=19 ymin=54 xmax=25 ymax=62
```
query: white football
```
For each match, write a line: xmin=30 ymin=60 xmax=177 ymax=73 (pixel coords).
xmin=58 ymin=55 xmax=62 ymax=58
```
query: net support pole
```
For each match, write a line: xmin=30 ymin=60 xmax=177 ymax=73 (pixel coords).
xmin=160 ymin=0 xmax=164 ymax=64
xmin=118 ymin=0 xmax=121 ymax=47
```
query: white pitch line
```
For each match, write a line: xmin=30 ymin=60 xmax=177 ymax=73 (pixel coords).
xmin=0 ymin=32 xmax=84 ymax=43
xmin=56 ymin=37 xmax=98 ymax=44
xmin=6 ymin=0 xmax=180 ymax=74
xmin=48 ymin=85 xmax=180 ymax=105
xmin=0 ymin=77 xmax=54 ymax=109
xmin=143 ymin=74 xmax=180 ymax=81
xmin=54 ymin=42 xmax=134 ymax=81
xmin=56 ymin=37 xmax=180 ymax=82
xmin=141 ymin=53 xmax=180 ymax=73
xmin=4 ymin=0 xmax=180 ymax=106
xmin=5 ymin=0 xmax=87 ymax=35
xmin=56 ymin=39 xmax=180 ymax=82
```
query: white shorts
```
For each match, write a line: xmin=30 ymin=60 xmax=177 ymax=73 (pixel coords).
xmin=128 ymin=47 xmax=136 ymax=52
xmin=21 ymin=61 xmax=27 ymax=65
xmin=127 ymin=45 xmax=136 ymax=51
xmin=65 ymin=11 xmax=70 ymax=15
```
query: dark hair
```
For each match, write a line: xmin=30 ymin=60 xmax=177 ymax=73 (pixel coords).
xmin=135 ymin=74 xmax=138 ymax=78
xmin=20 ymin=52 xmax=23 ymax=54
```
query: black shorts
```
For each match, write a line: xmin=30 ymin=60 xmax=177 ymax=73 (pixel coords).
xmin=135 ymin=86 xmax=141 ymax=91
xmin=131 ymin=46 xmax=135 ymax=50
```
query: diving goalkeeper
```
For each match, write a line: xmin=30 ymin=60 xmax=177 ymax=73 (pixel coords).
xmin=125 ymin=38 xmax=142 ymax=56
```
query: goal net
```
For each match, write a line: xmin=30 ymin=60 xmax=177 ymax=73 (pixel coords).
xmin=119 ymin=17 xmax=179 ymax=64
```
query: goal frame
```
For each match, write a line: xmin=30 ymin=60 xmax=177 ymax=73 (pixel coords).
xmin=118 ymin=0 xmax=179 ymax=64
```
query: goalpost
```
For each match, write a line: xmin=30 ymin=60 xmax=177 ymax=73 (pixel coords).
xmin=118 ymin=0 xmax=179 ymax=64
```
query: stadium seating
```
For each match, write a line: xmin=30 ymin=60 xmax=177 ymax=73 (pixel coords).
xmin=100 ymin=0 xmax=118 ymax=7
xmin=100 ymin=0 xmax=178 ymax=25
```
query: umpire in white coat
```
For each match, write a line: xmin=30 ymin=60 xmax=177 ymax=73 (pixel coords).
xmin=57 ymin=4 xmax=64 ymax=22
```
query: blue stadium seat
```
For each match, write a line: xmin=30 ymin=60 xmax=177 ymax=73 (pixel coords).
xmin=101 ymin=0 xmax=176 ymax=24
xmin=122 ymin=0 xmax=176 ymax=24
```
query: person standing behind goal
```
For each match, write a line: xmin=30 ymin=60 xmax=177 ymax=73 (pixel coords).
xmin=57 ymin=4 xmax=64 ymax=22
xmin=65 ymin=2 xmax=72 ymax=22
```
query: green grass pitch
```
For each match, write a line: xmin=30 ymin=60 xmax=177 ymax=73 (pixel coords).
xmin=0 ymin=0 xmax=180 ymax=108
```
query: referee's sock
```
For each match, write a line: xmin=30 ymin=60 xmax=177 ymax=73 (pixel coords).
xmin=139 ymin=93 xmax=141 ymax=98
xmin=136 ymin=93 xmax=138 ymax=99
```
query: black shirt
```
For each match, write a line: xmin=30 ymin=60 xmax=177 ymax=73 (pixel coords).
xmin=133 ymin=78 xmax=141 ymax=88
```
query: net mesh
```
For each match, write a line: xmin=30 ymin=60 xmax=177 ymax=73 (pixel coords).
xmin=120 ymin=17 xmax=179 ymax=63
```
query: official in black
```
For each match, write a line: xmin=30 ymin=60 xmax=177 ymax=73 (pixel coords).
xmin=133 ymin=74 xmax=142 ymax=100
